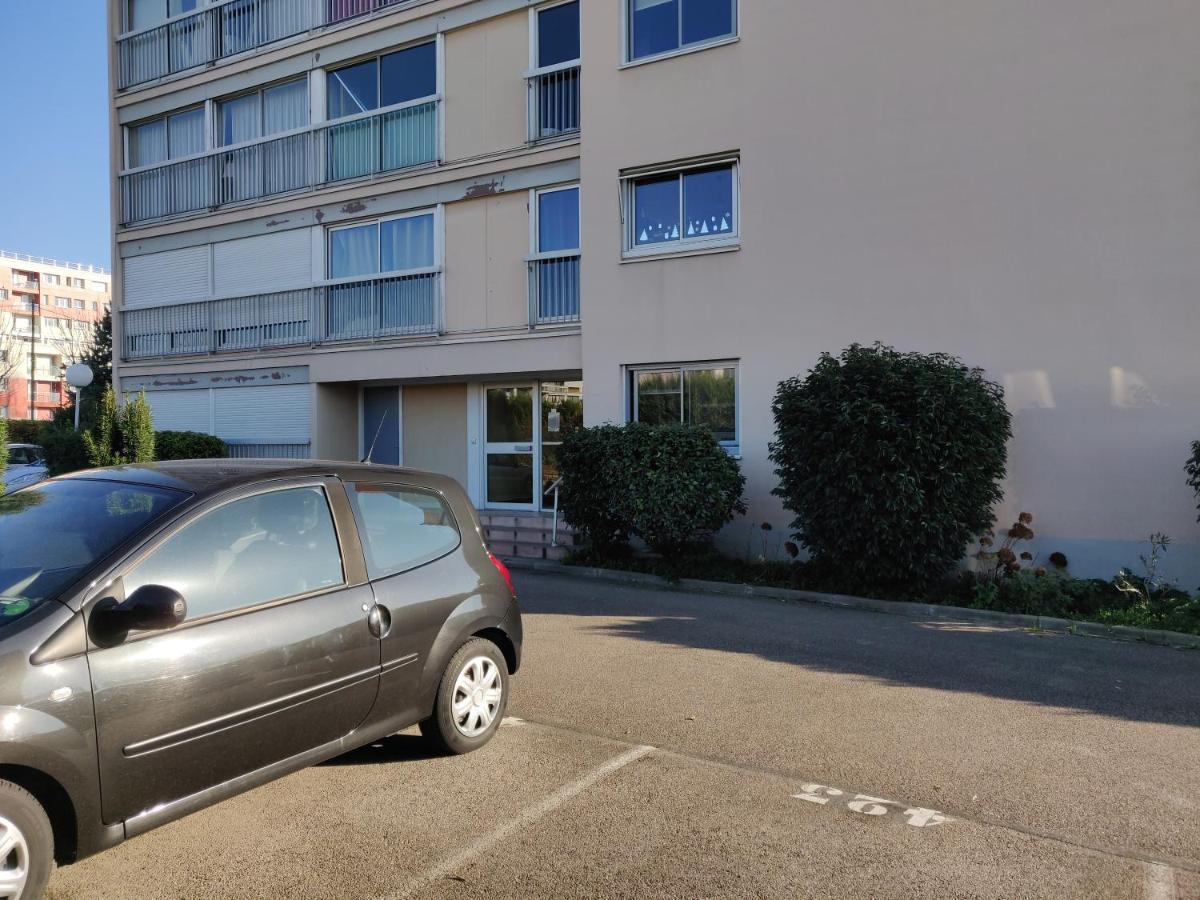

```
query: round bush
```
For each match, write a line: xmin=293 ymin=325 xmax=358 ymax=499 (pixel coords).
xmin=155 ymin=431 xmax=228 ymax=461
xmin=559 ymin=423 xmax=746 ymax=557
xmin=770 ymin=343 xmax=1012 ymax=590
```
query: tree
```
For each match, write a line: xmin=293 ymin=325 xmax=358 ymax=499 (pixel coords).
xmin=78 ymin=308 xmax=113 ymax=395
xmin=0 ymin=310 xmax=24 ymax=409
xmin=83 ymin=387 xmax=155 ymax=467
xmin=0 ymin=417 xmax=7 ymax=495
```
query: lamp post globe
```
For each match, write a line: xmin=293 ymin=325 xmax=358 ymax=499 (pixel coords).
xmin=66 ymin=364 xmax=94 ymax=431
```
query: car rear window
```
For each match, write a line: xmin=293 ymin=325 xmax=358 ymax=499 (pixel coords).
xmin=345 ymin=483 xmax=460 ymax=580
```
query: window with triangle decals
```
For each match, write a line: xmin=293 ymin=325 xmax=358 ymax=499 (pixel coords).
xmin=632 ymin=162 xmax=736 ymax=248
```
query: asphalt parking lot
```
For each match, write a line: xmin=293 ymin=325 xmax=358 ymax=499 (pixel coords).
xmin=47 ymin=572 xmax=1200 ymax=899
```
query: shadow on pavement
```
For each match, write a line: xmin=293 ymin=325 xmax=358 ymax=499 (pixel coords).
xmin=517 ymin=573 xmax=1200 ymax=729
xmin=323 ymin=733 xmax=446 ymax=766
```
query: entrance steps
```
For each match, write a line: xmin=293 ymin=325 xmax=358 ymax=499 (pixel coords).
xmin=479 ymin=510 xmax=578 ymax=562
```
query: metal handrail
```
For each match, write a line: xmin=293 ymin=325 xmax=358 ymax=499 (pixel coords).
xmin=543 ymin=476 xmax=564 ymax=547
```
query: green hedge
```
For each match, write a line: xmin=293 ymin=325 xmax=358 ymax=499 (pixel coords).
xmin=4 ymin=420 xmax=42 ymax=445
xmin=559 ymin=423 xmax=746 ymax=557
xmin=155 ymin=431 xmax=228 ymax=461
xmin=0 ymin=418 xmax=7 ymax=491
xmin=770 ymin=343 xmax=1013 ymax=592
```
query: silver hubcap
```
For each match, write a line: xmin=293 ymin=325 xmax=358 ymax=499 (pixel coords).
xmin=452 ymin=656 xmax=502 ymax=738
xmin=0 ymin=816 xmax=30 ymax=900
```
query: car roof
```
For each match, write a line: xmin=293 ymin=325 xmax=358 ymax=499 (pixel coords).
xmin=6 ymin=443 xmax=41 ymax=450
xmin=56 ymin=459 xmax=463 ymax=500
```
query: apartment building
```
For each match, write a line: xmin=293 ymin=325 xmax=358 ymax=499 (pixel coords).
xmin=108 ymin=1 xmax=1200 ymax=580
xmin=0 ymin=251 xmax=111 ymax=421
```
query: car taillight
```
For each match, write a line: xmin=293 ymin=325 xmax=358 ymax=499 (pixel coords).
xmin=488 ymin=551 xmax=516 ymax=598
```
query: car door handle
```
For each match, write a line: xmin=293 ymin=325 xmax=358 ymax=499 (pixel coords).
xmin=367 ymin=604 xmax=392 ymax=639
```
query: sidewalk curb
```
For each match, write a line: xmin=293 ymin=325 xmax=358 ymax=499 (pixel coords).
xmin=503 ymin=558 xmax=1200 ymax=651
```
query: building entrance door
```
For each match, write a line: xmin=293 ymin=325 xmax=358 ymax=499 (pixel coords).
xmin=484 ymin=385 xmax=537 ymax=510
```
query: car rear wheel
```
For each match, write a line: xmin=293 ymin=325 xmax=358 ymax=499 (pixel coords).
xmin=0 ymin=780 xmax=53 ymax=900
xmin=420 ymin=638 xmax=509 ymax=755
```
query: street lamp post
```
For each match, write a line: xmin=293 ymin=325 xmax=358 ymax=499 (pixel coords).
xmin=66 ymin=364 xmax=94 ymax=432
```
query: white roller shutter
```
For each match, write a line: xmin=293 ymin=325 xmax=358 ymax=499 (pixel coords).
xmin=142 ymin=390 xmax=211 ymax=433
xmin=213 ymin=385 xmax=311 ymax=443
xmin=213 ymin=230 xmax=312 ymax=297
xmin=122 ymin=247 xmax=210 ymax=309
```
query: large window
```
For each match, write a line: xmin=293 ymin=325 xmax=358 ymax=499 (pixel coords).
xmin=124 ymin=486 xmax=344 ymax=622
xmin=529 ymin=1 xmax=581 ymax=139
xmin=218 ymin=79 xmax=309 ymax=146
xmin=624 ymin=160 xmax=738 ymax=256
xmin=629 ymin=363 xmax=738 ymax=449
xmin=125 ymin=0 xmax=199 ymax=32
xmin=328 ymin=211 xmax=437 ymax=279
xmin=127 ymin=107 xmax=205 ymax=168
xmin=626 ymin=0 xmax=736 ymax=63
xmin=345 ymin=484 xmax=460 ymax=579
xmin=326 ymin=43 xmax=437 ymax=120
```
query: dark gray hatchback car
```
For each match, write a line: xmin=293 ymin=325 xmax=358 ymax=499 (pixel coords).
xmin=0 ymin=461 xmax=522 ymax=899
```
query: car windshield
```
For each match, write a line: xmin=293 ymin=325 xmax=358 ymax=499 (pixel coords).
xmin=0 ymin=479 xmax=188 ymax=621
xmin=6 ymin=447 xmax=41 ymax=466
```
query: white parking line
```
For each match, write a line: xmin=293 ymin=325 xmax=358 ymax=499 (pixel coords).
xmin=380 ymin=744 xmax=655 ymax=900
xmin=1145 ymin=863 xmax=1177 ymax=900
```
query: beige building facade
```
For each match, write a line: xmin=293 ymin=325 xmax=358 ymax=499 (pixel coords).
xmin=109 ymin=0 xmax=1200 ymax=581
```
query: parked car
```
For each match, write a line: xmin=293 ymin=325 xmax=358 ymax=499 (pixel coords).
xmin=0 ymin=460 xmax=521 ymax=899
xmin=3 ymin=444 xmax=48 ymax=493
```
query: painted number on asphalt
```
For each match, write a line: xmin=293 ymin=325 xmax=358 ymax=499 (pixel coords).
xmin=792 ymin=784 xmax=952 ymax=828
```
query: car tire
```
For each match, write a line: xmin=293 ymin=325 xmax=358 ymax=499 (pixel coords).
xmin=0 ymin=779 xmax=54 ymax=900
xmin=420 ymin=638 xmax=509 ymax=755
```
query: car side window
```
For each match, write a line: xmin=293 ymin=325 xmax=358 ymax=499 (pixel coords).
xmin=124 ymin=486 xmax=345 ymax=621
xmin=345 ymin=483 xmax=460 ymax=580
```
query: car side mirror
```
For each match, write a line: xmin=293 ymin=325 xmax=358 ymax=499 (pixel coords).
xmin=91 ymin=584 xmax=187 ymax=644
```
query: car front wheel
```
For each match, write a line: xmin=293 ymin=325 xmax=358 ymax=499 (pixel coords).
xmin=0 ymin=780 xmax=53 ymax=900
xmin=420 ymin=638 xmax=509 ymax=754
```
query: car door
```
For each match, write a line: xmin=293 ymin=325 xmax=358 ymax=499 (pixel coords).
xmin=86 ymin=478 xmax=381 ymax=826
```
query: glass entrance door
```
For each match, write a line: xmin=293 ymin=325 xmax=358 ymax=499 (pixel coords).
xmin=485 ymin=385 xmax=537 ymax=509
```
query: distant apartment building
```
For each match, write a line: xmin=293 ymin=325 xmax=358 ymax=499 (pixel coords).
xmin=0 ymin=251 xmax=110 ymax=421
xmin=108 ymin=1 xmax=1200 ymax=579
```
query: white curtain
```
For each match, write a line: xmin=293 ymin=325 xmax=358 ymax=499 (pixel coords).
xmin=263 ymin=80 xmax=309 ymax=136
xmin=128 ymin=0 xmax=166 ymax=30
xmin=167 ymin=108 xmax=206 ymax=158
xmin=381 ymin=214 xmax=434 ymax=272
xmin=220 ymin=94 xmax=260 ymax=146
xmin=329 ymin=224 xmax=379 ymax=279
xmin=130 ymin=119 xmax=167 ymax=167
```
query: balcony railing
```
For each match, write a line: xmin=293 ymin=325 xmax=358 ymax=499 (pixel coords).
xmin=326 ymin=0 xmax=411 ymax=25
xmin=119 ymin=99 xmax=439 ymax=226
xmin=121 ymin=272 xmax=441 ymax=360
xmin=528 ymin=63 xmax=580 ymax=142
xmin=528 ymin=254 xmax=581 ymax=325
xmin=11 ymin=278 xmax=38 ymax=290
xmin=117 ymin=0 xmax=314 ymax=89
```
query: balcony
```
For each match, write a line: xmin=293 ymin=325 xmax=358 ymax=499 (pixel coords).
xmin=120 ymin=99 xmax=439 ymax=225
xmin=528 ymin=253 xmax=580 ymax=325
xmin=527 ymin=64 xmax=581 ymax=142
xmin=121 ymin=271 xmax=441 ymax=360
xmin=11 ymin=276 xmax=38 ymax=291
xmin=117 ymin=0 xmax=313 ymax=90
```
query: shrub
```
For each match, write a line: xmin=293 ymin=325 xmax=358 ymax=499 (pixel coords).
xmin=155 ymin=431 xmax=228 ymax=461
xmin=83 ymin=388 xmax=156 ymax=468
xmin=621 ymin=423 xmax=746 ymax=556
xmin=559 ymin=423 xmax=747 ymax=557
xmin=1187 ymin=440 xmax=1200 ymax=522
xmin=770 ymin=343 xmax=1013 ymax=592
xmin=558 ymin=424 xmax=637 ymax=555
xmin=4 ymin=420 xmax=42 ymax=445
xmin=0 ymin=417 xmax=7 ymax=493
xmin=40 ymin=425 xmax=89 ymax=476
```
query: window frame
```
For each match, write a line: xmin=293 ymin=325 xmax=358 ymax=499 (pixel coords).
xmin=528 ymin=0 xmax=582 ymax=76
xmin=325 ymin=206 xmax=444 ymax=285
xmin=109 ymin=479 xmax=352 ymax=631
xmin=344 ymin=481 xmax=462 ymax=580
xmin=620 ymin=157 xmax=740 ymax=259
xmin=325 ymin=39 xmax=442 ymax=125
xmin=528 ymin=183 xmax=581 ymax=261
xmin=626 ymin=360 xmax=741 ymax=453
xmin=215 ymin=76 xmax=311 ymax=151
xmin=123 ymin=105 xmax=209 ymax=173
xmin=621 ymin=0 xmax=739 ymax=67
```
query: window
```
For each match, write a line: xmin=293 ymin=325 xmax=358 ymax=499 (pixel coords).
xmin=530 ymin=185 xmax=580 ymax=322
xmin=72 ymin=278 xmax=86 ymax=289
xmin=629 ymin=363 xmax=738 ymax=448
xmin=55 ymin=297 xmax=70 ymax=308
xmin=0 ymin=289 xmax=7 ymax=300
xmin=326 ymin=43 xmax=437 ymax=120
xmin=125 ymin=0 xmax=199 ymax=32
xmin=124 ymin=486 xmax=344 ymax=622
xmin=328 ymin=211 xmax=437 ymax=279
xmin=91 ymin=302 xmax=99 ymax=311
xmin=89 ymin=281 xmax=106 ymax=292
xmin=43 ymin=274 xmax=61 ymax=286
xmin=127 ymin=107 xmax=205 ymax=169
xmin=345 ymin=484 xmax=460 ymax=579
xmin=218 ymin=78 xmax=309 ymax=147
xmin=73 ymin=299 xmax=85 ymax=310
xmin=536 ymin=1 xmax=580 ymax=68
xmin=624 ymin=160 xmax=738 ymax=256
xmin=626 ymin=0 xmax=736 ymax=62
xmin=530 ymin=2 xmax=581 ymax=140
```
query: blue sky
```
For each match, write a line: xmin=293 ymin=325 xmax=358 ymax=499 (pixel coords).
xmin=0 ymin=3 xmax=111 ymax=269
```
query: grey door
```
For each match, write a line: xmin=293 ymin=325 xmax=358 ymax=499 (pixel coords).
xmin=363 ymin=386 xmax=401 ymax=465
xmin=87 ymin=481 xmax=380 ymax=825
